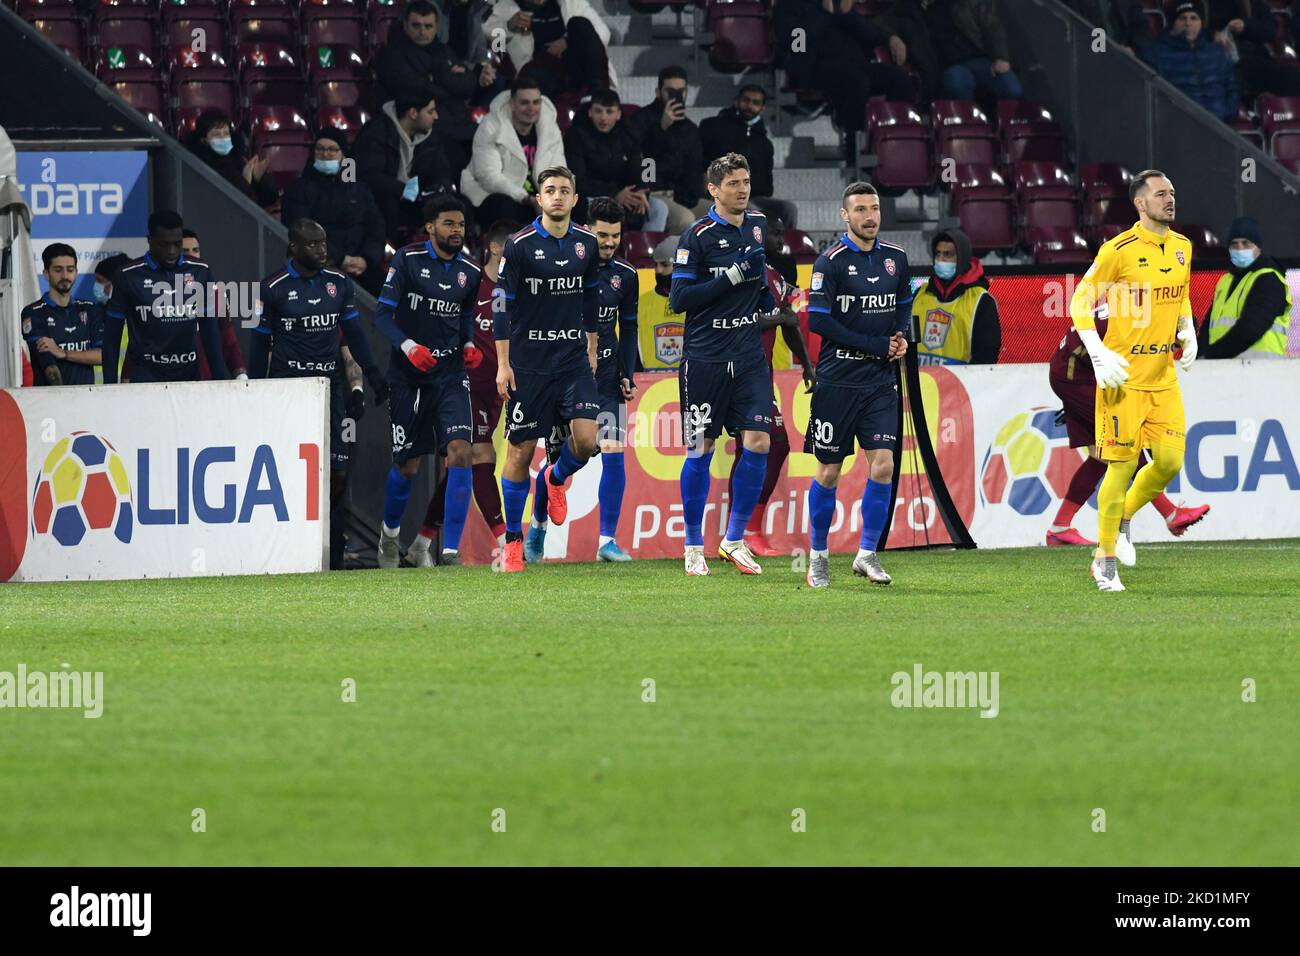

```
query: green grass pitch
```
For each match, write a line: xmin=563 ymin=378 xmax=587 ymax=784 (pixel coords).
xmin=2 ymin=539 xmax=1297 ymax=866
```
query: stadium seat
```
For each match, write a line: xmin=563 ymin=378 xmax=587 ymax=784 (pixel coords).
xmin=1003 ymin=124 xmax=1068 ymax=166
xmin=954 ymin=196 xmax=1017 ymax=254
xmin=1019 ymin=193 xmax=1082 ymax=244
xmin=1272 ymin=128 xmax=1300 ymax=163
xmin=932 ymin=100 xmax=994 ymax=139
xmin=315 ymin=78 xmax=373 ymax=110
xmin=94 ymin=16 xmax=157 ymax=55
xmin=1176 ymin=223 xmax=1227 ymax=262
xmin=17 ymin=0 xmax=79 ymax=15
xmin=1012 ymin=161 xmax=1076 ymax=200
xmin=620 ymin=230 xmax=666 ymax=268
xmin=229 ymin=0 xmax=294 ymax=9
xmin=1079 ymin=162 xmax=1131 ymax=199
xmin=246 ymin=104 xmax=311 ymax=134
xmin=306 ymin=44 xmax=368 ymax=80
xmin=996 ymin=99 xmax=1056 ymax=128
xmin=368 ymin=4 xmax=403 ymax=53
xmin=108 ymin=79 xmax=167 ymax=125
xmin=1281 ymin=157 xmax=1300 ymax=175
xmin=174 ymin=77 xmax=239 ymax=117
xmin=706 ymin=0 xmax=774 ymax=72
xmin=95 ymin=44 xmax=157 ymax=81
xmin=92 ymin=0 xmax=153 ymax=20
xmin=231 ymin=9 xmax=299 ymax=48
xmin=316 ymin=104 xmax=373 ymax=133
xmin=303 ymin=12 xmax=367 ymax=51
xmin=939 ymin=130 xmax=999 ymax=167
xmin=1257 ymin=94 xmax=1300 ymax=148
xmin=866 ymin=101 xmax=935 ymax=191
xmin=164 ymin=44 xmax=231 ymax=82
xmin=949 ymin=162 xmax=1009 ymax=199
xmin=172 ymin=106 xmax=210 ymax=140
xmin=28 ymin=16 xmax=84 ymax=61
xmin=236 ymin=41 xmax=301 ymax=77
xmin=781 ymin=228 xmax=820 ymax=264
xmin=163 ymin=17 xmax=228 ymax=54
xmin=1026 ymin=227 xmax=1091 ymax=265
xmin=1230 ymin=107 xmax=1266 ymax=149
xmin=1093 ymin=223 xmax=1128 ymax=244
xmin=253 ymin=129 xmax=314 ymax=188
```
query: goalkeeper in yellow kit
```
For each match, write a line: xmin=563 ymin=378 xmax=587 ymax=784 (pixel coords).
xmin=1068 ymin=169 xmax=1198 ymax=592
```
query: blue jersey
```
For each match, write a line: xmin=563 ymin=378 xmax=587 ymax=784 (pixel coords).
xmin=593 ymin=255 xmax=639 ymax=390
xmin=107 ymin=253 xmax=220 ymax=380
xmin=496 ymin=217 xmax=601 ymax=375
xmin=807 ymin=234 xmax=913 ymax=388
xmin=254 ymin=263 xmax=358 ymax=378
xmin=377 ymin=241 xmax=482 ymax=384
xmin=21 ymin=295 xmax=103 ymax=385
xmin=670 ymin=206 xmax=773 ymax=367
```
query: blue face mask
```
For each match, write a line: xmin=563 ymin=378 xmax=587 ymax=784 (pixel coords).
xmin=746 ymin=113 xmax=762 ymax=126
xmin=314 ymin=159 xmax=341 ymax=175
xmin=933 ymin=261 xmax=958 ymax=281
xmin=1229 ymin=248 xmax=1257 ymax=269
xmin=209 ymin=136 xmax=233 ymax=156
xmin=92 ymin=282 xmax=110 ymax=305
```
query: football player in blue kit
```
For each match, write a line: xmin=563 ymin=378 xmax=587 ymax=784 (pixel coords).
xmin=22 ymin=243 xmax=103 ymax=386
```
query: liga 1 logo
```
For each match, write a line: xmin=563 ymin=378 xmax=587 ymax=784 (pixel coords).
xmin=980 ymin=407 xmax=1090 ymax=516
xmin=32 ymin=432 xmax=134 ymax=545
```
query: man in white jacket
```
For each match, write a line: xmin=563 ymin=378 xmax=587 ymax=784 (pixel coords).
xmin=484 ymin=0 xmax=618 ymax=99
xmin=461 ymin=79 xmax=568 ymax=225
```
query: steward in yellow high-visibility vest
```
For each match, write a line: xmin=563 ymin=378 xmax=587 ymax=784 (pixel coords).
xmin=911 ymin=228 xmax=1002 ymax=365
xmin=1199 ymin=216 xmax=1291 ymax=359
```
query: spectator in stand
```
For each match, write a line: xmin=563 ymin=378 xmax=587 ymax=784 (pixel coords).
xmin=177 ymin=228 xmax=248 ymax=381
xmin=564 ymin=89 xmax=667 ymax=230
xmin=1061 ymin=1 xmax=1160 ymax=55
xmin=627 ymin=66 xmax=705 ymax=233
xmin=911 ymin=228 xmax=1002 ymax=365
xmin=1198 ymin=216 xmax=1292 ymax=358
xmin=918 ymin=0 xmax=1024 ymax=103
xmin=281 ymin=129 xmax=388 ymax=295
xmin=699 ymin=85 xmax=798 ymax=228
xmin=353 ymin=87 xmax=456 ymax=246
xmin=446 ymin=0 xmax=493 ymax=65
xmin=1204 ymin=0 xmax=1300 ymax=97
xmin=773 ymin=0 xmax=913 ymax=154
xmin=460 ymin=78 xmax=567 ymax=226
xmin=485 ymin=0 xmax=617 ymax=100
xmin=1142 ymin=2 xmax=1239 ymax=122
xmin=373 ymin=0 xmax=498 ymax=177
xmin=184 ymin=111 xmax=278 ymax=209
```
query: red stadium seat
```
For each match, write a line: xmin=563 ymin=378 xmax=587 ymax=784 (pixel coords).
xmin=368 ymin=4 xmax=403 ymax=53
xmin=175 ymin=77 xmax=239 ymax=116
xmin=1175 ymin=223 xmax=1227 ymax=262
xmin=932 ymin=100 xmax=993 ymax=139
xmin=236 ymin=41 xmax=301 ymax=77
xmin=781 ymin=228 xmax=820 ymax=265
xmin=92 ymin=0 xmax=153 ymax=20
xmin=303 ymin=12 xmax=367 ymax=51
xmin=1257 ymin=94 xmax=1300 ymax=148
xmin=866 ymin=101 xmax=935 ymax=191
xmin=95 ymin=44 xmax=157 ymax=81
xmin=1012 ymin=161 xmax=1076 ymax=200
xmin=1272 ymin=128 xmax=1300 ymax=162
xmin=94 ymin=16 xmax=157 ymax=55
xmin=1093 ymin=223 xmax=1128 ymax=244
xmin=164 ymin=44 xmax=231 ymax=82
xmin=17 ymin=0 xmax=78 ymax=15
xmin=949 ymin=162 xmax=1009 ymax=199
xmin=172 ymin=106 xmax=208 ymax=139
xmin=1020 ymin=194 xmax=1082 ymax=243
xmin=306 ymin=44 xmax=369 ymax=80
xmin=1281 ymin=157 xmax=1300 ymax=175
xmin=300 ymin=0 xmax=364 ymax=10
xmin=163 ymin=18 xmax=228 ymax=55
xmin=246 ymin=104 xmax=311 ymax=134
xmin=620 ymin=230 xmax=666 ymax=268
xmin=244 ymin=77 xmax=308 ymax=107
xmin=253 ymin=129 xmax=314 ymax=189
xmin=955 ymin=197 xmax=1017 ymax=253
xmin=108 ymin=79 xmax=167 ymax=125
xmin=1003 ymin=125 xmax=1068 ymax=166
xmin=315 ymin=78 xmax=373 ymax=109
xmin=229 ymin=0 xmax=294 ymax=9
xmin=316 ymin=104 xmax=373 ymax=134
xmin=231 ymin=9 xmax=299 ymax=47
xmin=28 ymin=16 xmax=85 ymax=61
xmin=996 ymin=99 xmax=1055 ymax=128
xmin=1078 ymin=162 xmax=1132 ymax=199
xmin=941 ymin=132 xmax=998 ymax=167
xmin=706 ymin=0 xmax=774 ymax=72
xmin=159 ymin=0 xmax=223 ymax=16
xmin=1026 ymin=227 xmax=1091 ymax=265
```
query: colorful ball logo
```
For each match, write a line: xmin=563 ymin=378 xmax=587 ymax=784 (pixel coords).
xmin=31 ymin=432 xmax=133 ymax=546
xmin=980 ymin=408 xmax=1087 ymax=516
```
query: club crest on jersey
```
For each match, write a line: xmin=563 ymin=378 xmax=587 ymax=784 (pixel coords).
xmin=326 ymin=282 xmax=337 ymax=297
xmin=610 ymin=275 xmax=621 ymax=290
xmin=1176 ymin=250 xmax=1185 ymax=265
xmin=183 ymin=273 xmax=197 ymax=288
xmin=458 ymin=272 xmax=467 ymax=287
xmin=576 ymin=243 xmax=586 ymax=259
xmin=753 ymin=226 xmax=762 ymax=244
xmin=884 ymin=258 xmax=896 ymax=276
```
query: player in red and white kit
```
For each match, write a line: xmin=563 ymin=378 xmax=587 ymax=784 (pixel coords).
xmin=726 ymin=261 xmax=815 ymax=555
xmin=1046 ymin=319 xmax=1209 ymax=547
xmin=408 ymin=220 xmax=518 ymax=565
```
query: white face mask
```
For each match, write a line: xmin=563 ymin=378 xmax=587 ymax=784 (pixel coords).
xmin=1229 ymin=248 xmax=1258 ymax=269
xmin=209 ymin=136 xmax=234 ymax=156
xmin=933 ymin=260 xmax=957 ymax=281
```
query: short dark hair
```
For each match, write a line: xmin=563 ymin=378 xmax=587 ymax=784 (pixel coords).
xmin=182 ymin=228 xmax=199 ymax=241
xmin=1130 ymin=168 xmax=1167 ymax=201
xmin=706 ymin=152 xmax=749 ymax=187
xmin=590 ymin=88 xmax=621 ymax=109
xmin=587 ymin=197 xmax=624 ymax=226
xmin=148 ymin=210 xmax=184 ymax=235
xmin=657 ymin=65 xmax=688 ymax=88
xmin=842 ymin=181 xmax=879 ymax=205
xmin=194 ymin=110 xmax=233 ymax=141
xmin=287 ymin=218 xmax=325 ymax=244
xmin=737 ymin=84 xmax=767 ymax=103
xmin=537 ymin=165 xmax=576 ymax=190
xmin=314 ymin=127 xmax=348 ymax=151
xmin=510 ymin=76 xmax=542 ymax=98
xmin=41 ymin=242 xmax=77 ymax=270
xmin=486 ymin=219 xmax=521 ymax=251
xmin=406 ymin=0 xmax=438 ymax=19
xmin=95 ymin=253 xmax=130 ymax=281
xmin=423 ymin=193 xmax=466 ymax=222
xmin=395 ymin=87 xmax=436 ymax=117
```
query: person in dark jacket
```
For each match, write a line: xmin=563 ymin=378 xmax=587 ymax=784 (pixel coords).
xmin=372 ymin=0 xmax=498 ymax=177
xmin=698 ymin=85 xmax=798 ymax=228
xmin=281 ymin=129 xmax=389 ymax=296
xmin=185 ymin=111 xmax=278 ymax=208
xmin=626 ymin=65 xmax=706 ymax=233
xmin=1198 ymin=216 xmax=1292 ymax=358
xmin=1142 ymin=2 xmax=1239 ymax=121
xmin=911 ymin=228 xmax=1002 ymax=365
xmin=918 ymin=0 xmax=1023 ymax=102
xmin=563 ymin=89 xmax=665 ymax=229
xmin=1204 ymin=0 xmax=1299 ymax=96
xmin=352 ymin=88 xmax=456 ymax=245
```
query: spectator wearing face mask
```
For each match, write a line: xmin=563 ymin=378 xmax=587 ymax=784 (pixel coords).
xmin=185 ymin=110 xmax=279 ymax=208
xmin=1198 ymin=216 xmax=1292 ymax=358
xmin=911 ymin=228 xmax=1001 ymax=365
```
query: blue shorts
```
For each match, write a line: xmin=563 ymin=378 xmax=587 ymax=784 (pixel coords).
xmin=505 ymin=366 xmax=600 ymax=444
xmin=804 ymin=380 xmax=899 ymax=463
xmin=679 ymin=357 xmax=773 ymax=447
xmin=388 ymin=372 xmax=472 ymax=463
xmin=597 ymin=386 xmax=627 ymax=444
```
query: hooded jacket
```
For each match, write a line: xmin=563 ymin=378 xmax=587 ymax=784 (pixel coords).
xmin=627 ymin=98 xmax=704 ymax=207
xmin=699 ymin=107 xmax=775 ymax=198
xmin=1141 ymin=30 xmax=1239 ymax=121
xmin=1197 ymin=252 xmax=1290 ymax=358
xmin=562 ymin=111 xmax=644 ymax=200
xmin=373 ymin=20 xmax=481 ymax=145
xmin=916 ymin=228 xmax=1001 ymax=364
xmin=352 ymin=102 xmax=456 ymax=212
xmin=460 ymin=89 xmax=566 ymax=206
xmin=280 ymin=156 xmax=387 ymax=271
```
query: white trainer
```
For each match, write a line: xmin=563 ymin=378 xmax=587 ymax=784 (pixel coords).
xmin=684 ymin=545 xmax=711 ymax=576
xmin=1115 ymin=531 xmax=1136 ymax=567
xmin=718 ymin=538 xmax=762 ymax=575
xmin=1090 ymin=556 xmax=1126 ymax=592
xmin=852 ymin=550 xmax=892 ymax=584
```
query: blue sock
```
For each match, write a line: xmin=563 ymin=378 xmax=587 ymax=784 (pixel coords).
xmin=598 ymin=452 xmax=625 ymax=539
xmin=550 ymin=440 xmax=585 ymax=485
xmin=725 ymin=448 xmax=768 ymax=541
xmin=680 ymin=451 xmax=714 ymax=547
xmin=441 ymin=466 xmax=472 ymax=551
xmin=808 ymin=479 xmax=837 ymax=551
xmin=383 ymin=466 xmax=411 ymax=530
xmin=532 ymin=467 xmax=549 ymax=524
xmin=860 ymin=479 xmax=891 ymax=551
xmin=502 ymin=476 xmax=530 ymax=535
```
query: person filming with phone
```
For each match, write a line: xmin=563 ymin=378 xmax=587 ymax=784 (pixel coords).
xmin=628 ymin=65 xmax=706 ymax=233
